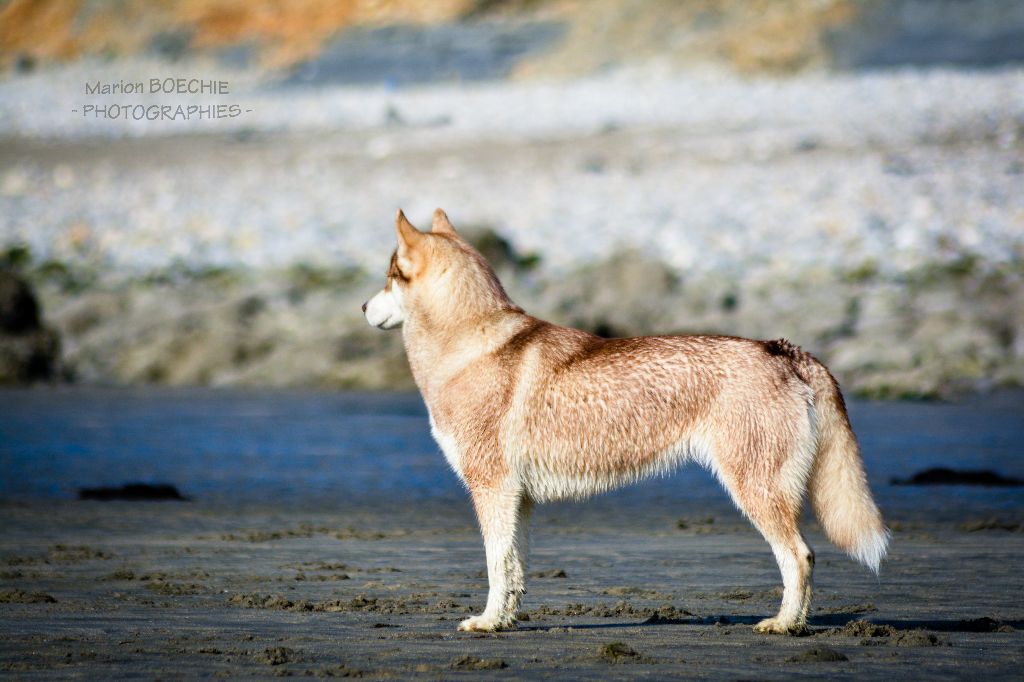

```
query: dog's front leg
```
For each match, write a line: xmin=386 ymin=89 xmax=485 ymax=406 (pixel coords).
xmin=458 ymin=487 xmax=531 ymax=632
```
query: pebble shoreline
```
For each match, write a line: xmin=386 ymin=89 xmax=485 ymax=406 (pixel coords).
xmin=1 ymin=60 xmax=1022 ymax=276
xmin=1 ymin=60 xmax=1022 ymax=394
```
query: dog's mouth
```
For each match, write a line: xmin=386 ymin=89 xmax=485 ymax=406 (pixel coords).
xmin=369 ymin=313 xmax=400 ymax=330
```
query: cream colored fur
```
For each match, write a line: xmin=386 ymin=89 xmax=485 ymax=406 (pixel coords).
xmin=364 ymin=208 xmax=889 ymax=636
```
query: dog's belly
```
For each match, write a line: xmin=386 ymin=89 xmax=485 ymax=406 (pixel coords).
xmin=518 ymin=432 xmax=713 ymax=503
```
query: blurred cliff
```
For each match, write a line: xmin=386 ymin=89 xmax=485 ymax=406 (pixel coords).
xmin=1 ymin=0 xmax=1022 ymax=397
xmin=5 ymin=1 xmax=1024 ymax=75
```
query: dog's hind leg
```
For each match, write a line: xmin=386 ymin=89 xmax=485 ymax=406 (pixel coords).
xmin=755 ymin=523 xmax=814 ymax=635
xmin=714 ymin=432 xmax=815 ymax=635
xmin=458 ymin=486 xmax=532 ymax=632
xmin=722 ymin=472 xmax=814 ymax=634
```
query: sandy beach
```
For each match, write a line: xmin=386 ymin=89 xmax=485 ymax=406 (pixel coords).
xmin=2 ymin=388 xmax=1022 ymax=679
xmin=2 ymin=499 xmax=1022 ymax=679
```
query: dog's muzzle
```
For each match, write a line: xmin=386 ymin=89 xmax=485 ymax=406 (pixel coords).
xmin=363 ymin=288 xmax=404 ymax=329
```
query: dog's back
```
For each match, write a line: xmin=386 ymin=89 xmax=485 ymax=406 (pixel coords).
xmin=474 ymin=324 xmax=810 ymax=500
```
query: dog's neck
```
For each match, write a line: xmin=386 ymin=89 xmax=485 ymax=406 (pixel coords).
xmin=401 ymin=304 xmax=530 ymax=404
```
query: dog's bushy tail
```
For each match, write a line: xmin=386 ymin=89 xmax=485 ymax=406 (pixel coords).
xmin=799 ymin=354 xmax=889 ymax=573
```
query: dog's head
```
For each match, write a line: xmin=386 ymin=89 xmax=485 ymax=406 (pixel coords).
xmin=362 ymin=208 xmax=516 ymax=330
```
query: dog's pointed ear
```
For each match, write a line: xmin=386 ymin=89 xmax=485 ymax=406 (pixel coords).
xmin=395 ymin=209 xmax=424 ymax=250
xmin=395 ymin=209 xmax=424 ymax=274
xmin=431 ymin=208 xmax=457 ymax=236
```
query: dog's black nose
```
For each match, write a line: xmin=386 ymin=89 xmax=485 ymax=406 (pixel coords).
xmin=361 ymin=301 xmax=368 ymax=313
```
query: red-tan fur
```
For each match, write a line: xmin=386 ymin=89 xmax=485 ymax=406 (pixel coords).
xmin=363 ymin=209 xmax=889 ymax=635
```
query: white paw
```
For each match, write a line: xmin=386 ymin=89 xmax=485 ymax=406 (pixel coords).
xmin=457 ymin=614 xmax=515 ymax=632
xmin=754 ymin=617 xmax=809 ymax=636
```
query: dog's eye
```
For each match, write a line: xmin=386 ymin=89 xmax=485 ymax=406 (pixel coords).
xmin=387 ymin=252 xmax=410 ymax=282
xmin=386 ymin=253 xmax=400 ymax=280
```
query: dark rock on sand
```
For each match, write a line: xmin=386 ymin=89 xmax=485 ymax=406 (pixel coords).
xmin=0 ymin=589 xmax=57 ymax=603
xmin=891 ymin=631 xmax=943 ymax=647
xmin=953 ymin=617 xmax=1016 ymax=633
xmin=144 ymin=581 xmax=205 ymax=596
xmin=957 ymin=519 xmax=1023 ymax=532
xmin=598 ymin=642 xmax=640 ymax=663
xmin=259 ymin=647 xmax=298 ymax=665
xmin=0 ymin=270 xmax=60 ymax=383
xmin=47 ymin=544 xmax=114 ymax=562
xmin=891 ymin=468 xmax=1023 ymax=487
xmin=530 ymin=568 xmax=568 ymax=578
xmin=450 ymin=655 xmax=508 ymax=670
xmin=78 ymin=483 xmax=188 ymax=501
xmin=828 ymin=619 xmax=944 ymax=647
xmin=642 ymin=609 xmax=696 ymax=625
xmin=835 ymin=620 xmax=896 ymax=638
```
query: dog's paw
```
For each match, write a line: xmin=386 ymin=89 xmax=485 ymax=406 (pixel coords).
xmin=457 ymin=614 xmax=515 ymax=632
xmin=753 ymin=617 xmax=809 ymax=636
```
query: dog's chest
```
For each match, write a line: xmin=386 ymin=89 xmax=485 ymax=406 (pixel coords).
xmin=428 ymin=413 xmax=466 ymax=482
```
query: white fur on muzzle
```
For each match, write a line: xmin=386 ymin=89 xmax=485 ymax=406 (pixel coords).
xmin=363 ymin=286 xmax=405 ymax=329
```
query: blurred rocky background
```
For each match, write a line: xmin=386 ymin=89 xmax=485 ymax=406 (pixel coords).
xmin=1 ymin=0 xmax=1022 ymax=397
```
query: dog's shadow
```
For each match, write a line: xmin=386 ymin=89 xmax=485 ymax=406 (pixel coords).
xmin=518 ymin=614 xmax=1022 ymax=633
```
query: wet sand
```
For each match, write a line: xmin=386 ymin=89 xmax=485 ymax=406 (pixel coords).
xmin=2 ymin=498 xmax=1022 ymax=679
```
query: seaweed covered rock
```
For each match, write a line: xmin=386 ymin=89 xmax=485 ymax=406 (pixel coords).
xmin=0 ymin=270 xmax=60 ymax=383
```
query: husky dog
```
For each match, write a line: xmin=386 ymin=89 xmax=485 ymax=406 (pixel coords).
xmin=363 ymin=209 xmax=888 ymax=635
